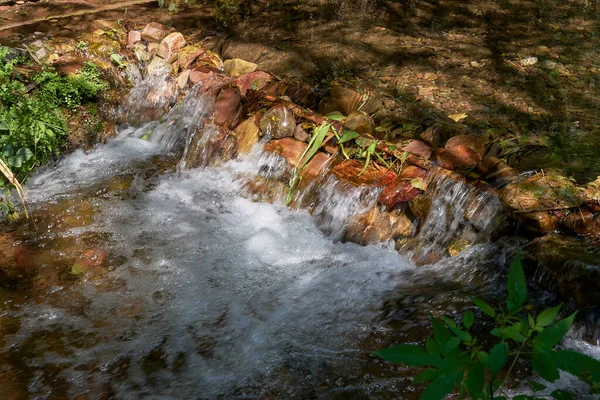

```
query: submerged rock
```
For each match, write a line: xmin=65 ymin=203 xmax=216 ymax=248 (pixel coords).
xmin=378 ymin=165 xmax=427 ymax=209
xmin=344 ymin=207 xmax=416 ymax=245
xmin=264 ymin=138 xmax=307 ymax=168
xmin=234 ymin=115 xmax=261 ymax=155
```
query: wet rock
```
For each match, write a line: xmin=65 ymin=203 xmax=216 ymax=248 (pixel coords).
xmin=445 ymin=134 xmax=486 ymax=158
xmin=71 ymin=248 xmax=107 ymax=276
xmin=92 ymin=20 xmax=125 ymax=36
xmin=408 ymin=191 xmax=433 ymax=223
xmin=177 ymin=45 xmax=200 ymax=67
xmin=293 ymin=124 xmax=309 ymax=142
xmin=223 ymin=58 xmax=258 ymax=77
xmin=189 ymin=69 xmax=211 ymax=85
xmin=181 ymin=47 xmax=222 ymax=70
xmin=133 ymin=42 xmax=150 ymax=63
xmin=182 ymin=126 xmax=238 ymax=168
xmin=259 ymin=107 xmax=296 ymax=139
xmin=156 ymin=32 xmax=187 ymax=63
xmin=127 ymin=30 xmax=141 ymax=48
xmin=177 ymin=69 xmax=191 ymax=89
xmin=302 ymin=152 xmax=330 ymax=180
xmin=234 ymin=71 xmax=273 ymax=96
xmin=435 ymin=147 xmax=481 ymax=170
xmin=234 ymin=115 xmax=260 ymax=155
xmin=342 ymin=111 xmax=374 ymax=134
xmin=0 ymin=233 xmax=28 ymax=282
xmin=379 ymin=166 xmax=427 ymax=208
xmin=476 ymin=157 xmax=517 ymax=181
xmin=536 ymin=234 xmax=600 ymax=305
xmin=332 ymin=160 xmax=396 ymax=187
xmin=344 ymin=207 xmax=416 ymax=245
xmin=448 ymin=238 xmax=472 ymax=257
xmin=264 ymin=138 xmax=307 ymax=168
xmin=214 ymin=87 xmax=242 ymax=129
xmin=519 ymin=56 xmax=538 ymax=67
xmin=141 ymin=22 xmax=175 ymax=43
xmin=562 ymin=211 xmax=600 ymax=238
xmin=147 ymin=56 xmax=172 ymax=75
xmin=401 ymin=140 xmax=432 ymax=159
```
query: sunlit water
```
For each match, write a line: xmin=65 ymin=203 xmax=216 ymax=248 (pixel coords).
xmin=1 ymin=73 xmax=598 ymax=399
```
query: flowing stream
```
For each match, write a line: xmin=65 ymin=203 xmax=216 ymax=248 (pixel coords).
xmin=0 ymin=72 xmax=598 ymax=399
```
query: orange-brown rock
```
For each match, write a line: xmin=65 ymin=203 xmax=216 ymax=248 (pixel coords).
xmin=302 ymin=152 xmax=331 ymax=180
xmin=562 ymin=211 xmax=600 ymax=238
xmin=344 ymin=207 xmax=416 ymax=245
xmin=264 ymin=138 xmax=307 ymax=168
xmin=156 ymin=32 xmax=187 ymax=63
xmin=214 ymin=87 xmax=242 ymax=129
xmin=476 ymin=157 xmax=517 ymax=181
xmin=332 ymin=160 xmax=396 ymax=186
xmin=234 ymin=116 xmax=261 ymax=155
xmin=435 ymin=146 xmax=481 ymax=170
xmin=127 ymin=30 xmax=141 ymax=48
xmin=342 ymin=111 xmax=374 ymax=134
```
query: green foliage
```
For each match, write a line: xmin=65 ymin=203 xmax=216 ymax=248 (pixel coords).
xmin=0 ymin=47 xmax=106 ymax=188
xmin=213 ymin=0 xmax=253 ymax=26
xmin=374 ymin=252 xmax=600 ymax=400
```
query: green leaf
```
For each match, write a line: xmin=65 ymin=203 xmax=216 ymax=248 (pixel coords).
xmin=463 ymin=311 xmax=474 ymax=330
xmin=327 ymin=113 xmax=345 ymax=121
xmin=533 ymin=312 xmax=576 ymax=350
xmin=550 ymin=390 xmax=574 ymax=400
xmin=471 ymin=297 xmax=496 ymax=318
xmin=413 ymin=368 xmax=436 ymax=384
xmin=16 ymin=147 xmax=33 ymax=161
xmin=502 ymin=323 xmax=525 ymax=343
xmin=431 ymin=316 xmax=453 ymax=347
xmin=507 ymin=252 xmax=526 ymax=313
xmin=532 ymin=346 xmax=560 ymax=382
xmin=552 ymin=349 xmax=600 ymax=382
xmin=374 ymin=344 xmax=440 ymax=367
xmin=337 ymin=129 xmax=359 ymax=144
xmin=466 ymin=361 xmax=485 ymax=400
xmin=8 ymin=155 xmax=22 ymax=168
xmin=425 ymin=337 xmax=441 ymax=356
xmin=478 ymin=351 xmax=490 ymax=368
xmin=528 ymin=380 xmax=546 ymax=392
xmin=489 ymin=342 xmax=508 ymax=376
xmin=443 ymin=337 xmax=461 ymax=353
xmin=2 ymin=144 xmax=14 ymax=157
xmin=388 ymin=144 xmax=398 ymax=152
xmin=536 ymin=304 xmax=562 ymax=328
xmin=0 ymin=120 xmax=8 ymax=131
xmin=528 ymin=314 xmax=536 ymax=329
xmin=491 ymin=327 xmax=502 ymax=337
xmin=420 ymin=367 xmax=463 ymax=400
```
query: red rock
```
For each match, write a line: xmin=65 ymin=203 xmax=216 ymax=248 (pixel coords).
xmin=156 ymin=32 xmax=187 ymax=63
xmin=214 ymin=88 xmax=242 ymax=129
xmin=562 ymin=211 xmax=600 ymax=237
xmin=378 ymin=166 xmax=427 ymax=209
xmin=302 ymin=152 xmax=330 ymax=179
xmin=234 ymin=71 xmax=273 ymax=96
xmin=401 ymin=139 xmax=432 ymax=159
xmin=445 ymin=134 xmax=486 ymax=158
xmin=141 ymin=22 xmax=174 ymax=43
xmin=264 ymin=138 xmax=308 ymax=168
xmin=127 ymin=30 xmax=141 ymax=49
xmin=332 ymin=160 xmax=396 ymax=186
xmin=57 ymin=61 xmax=83 ymax=75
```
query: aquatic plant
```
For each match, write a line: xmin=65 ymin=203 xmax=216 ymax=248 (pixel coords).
xmin=375 ymin=253 xmax=600 ymax=400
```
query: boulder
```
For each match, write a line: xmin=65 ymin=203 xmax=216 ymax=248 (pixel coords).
xmin=223 ymin=58 xmax=258 ymax=77
xmin=214 ymin=88 xmax=243 ymax=129
xmin=332 ymin=160 xmax=396 ymax=187
xmin=141 ymin=22 xmax=175 ymax=43
xmin=342 ymin=111 xmax=374 ymax=134
xmin=156 ymin=32 xmax=187 ymax=63
xmin=234 ymin=116 xmax=261 ymax=155
xmin=259 ymin=107 xmax=296 ymax=139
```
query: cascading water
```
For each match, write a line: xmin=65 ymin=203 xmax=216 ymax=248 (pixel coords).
xmin=1 ymin=70 xmax=598 ymax=399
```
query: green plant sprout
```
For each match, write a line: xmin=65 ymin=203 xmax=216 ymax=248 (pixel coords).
xmin=374 ymin=253 xmax=600 ymax=400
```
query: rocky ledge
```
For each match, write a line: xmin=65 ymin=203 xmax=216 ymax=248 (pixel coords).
xmin=9 ymin=20 xmax=600 ymax=305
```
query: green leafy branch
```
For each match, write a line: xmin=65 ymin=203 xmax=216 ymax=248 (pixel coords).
xmin=374 ymin=253 xmax=600 ymax=400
